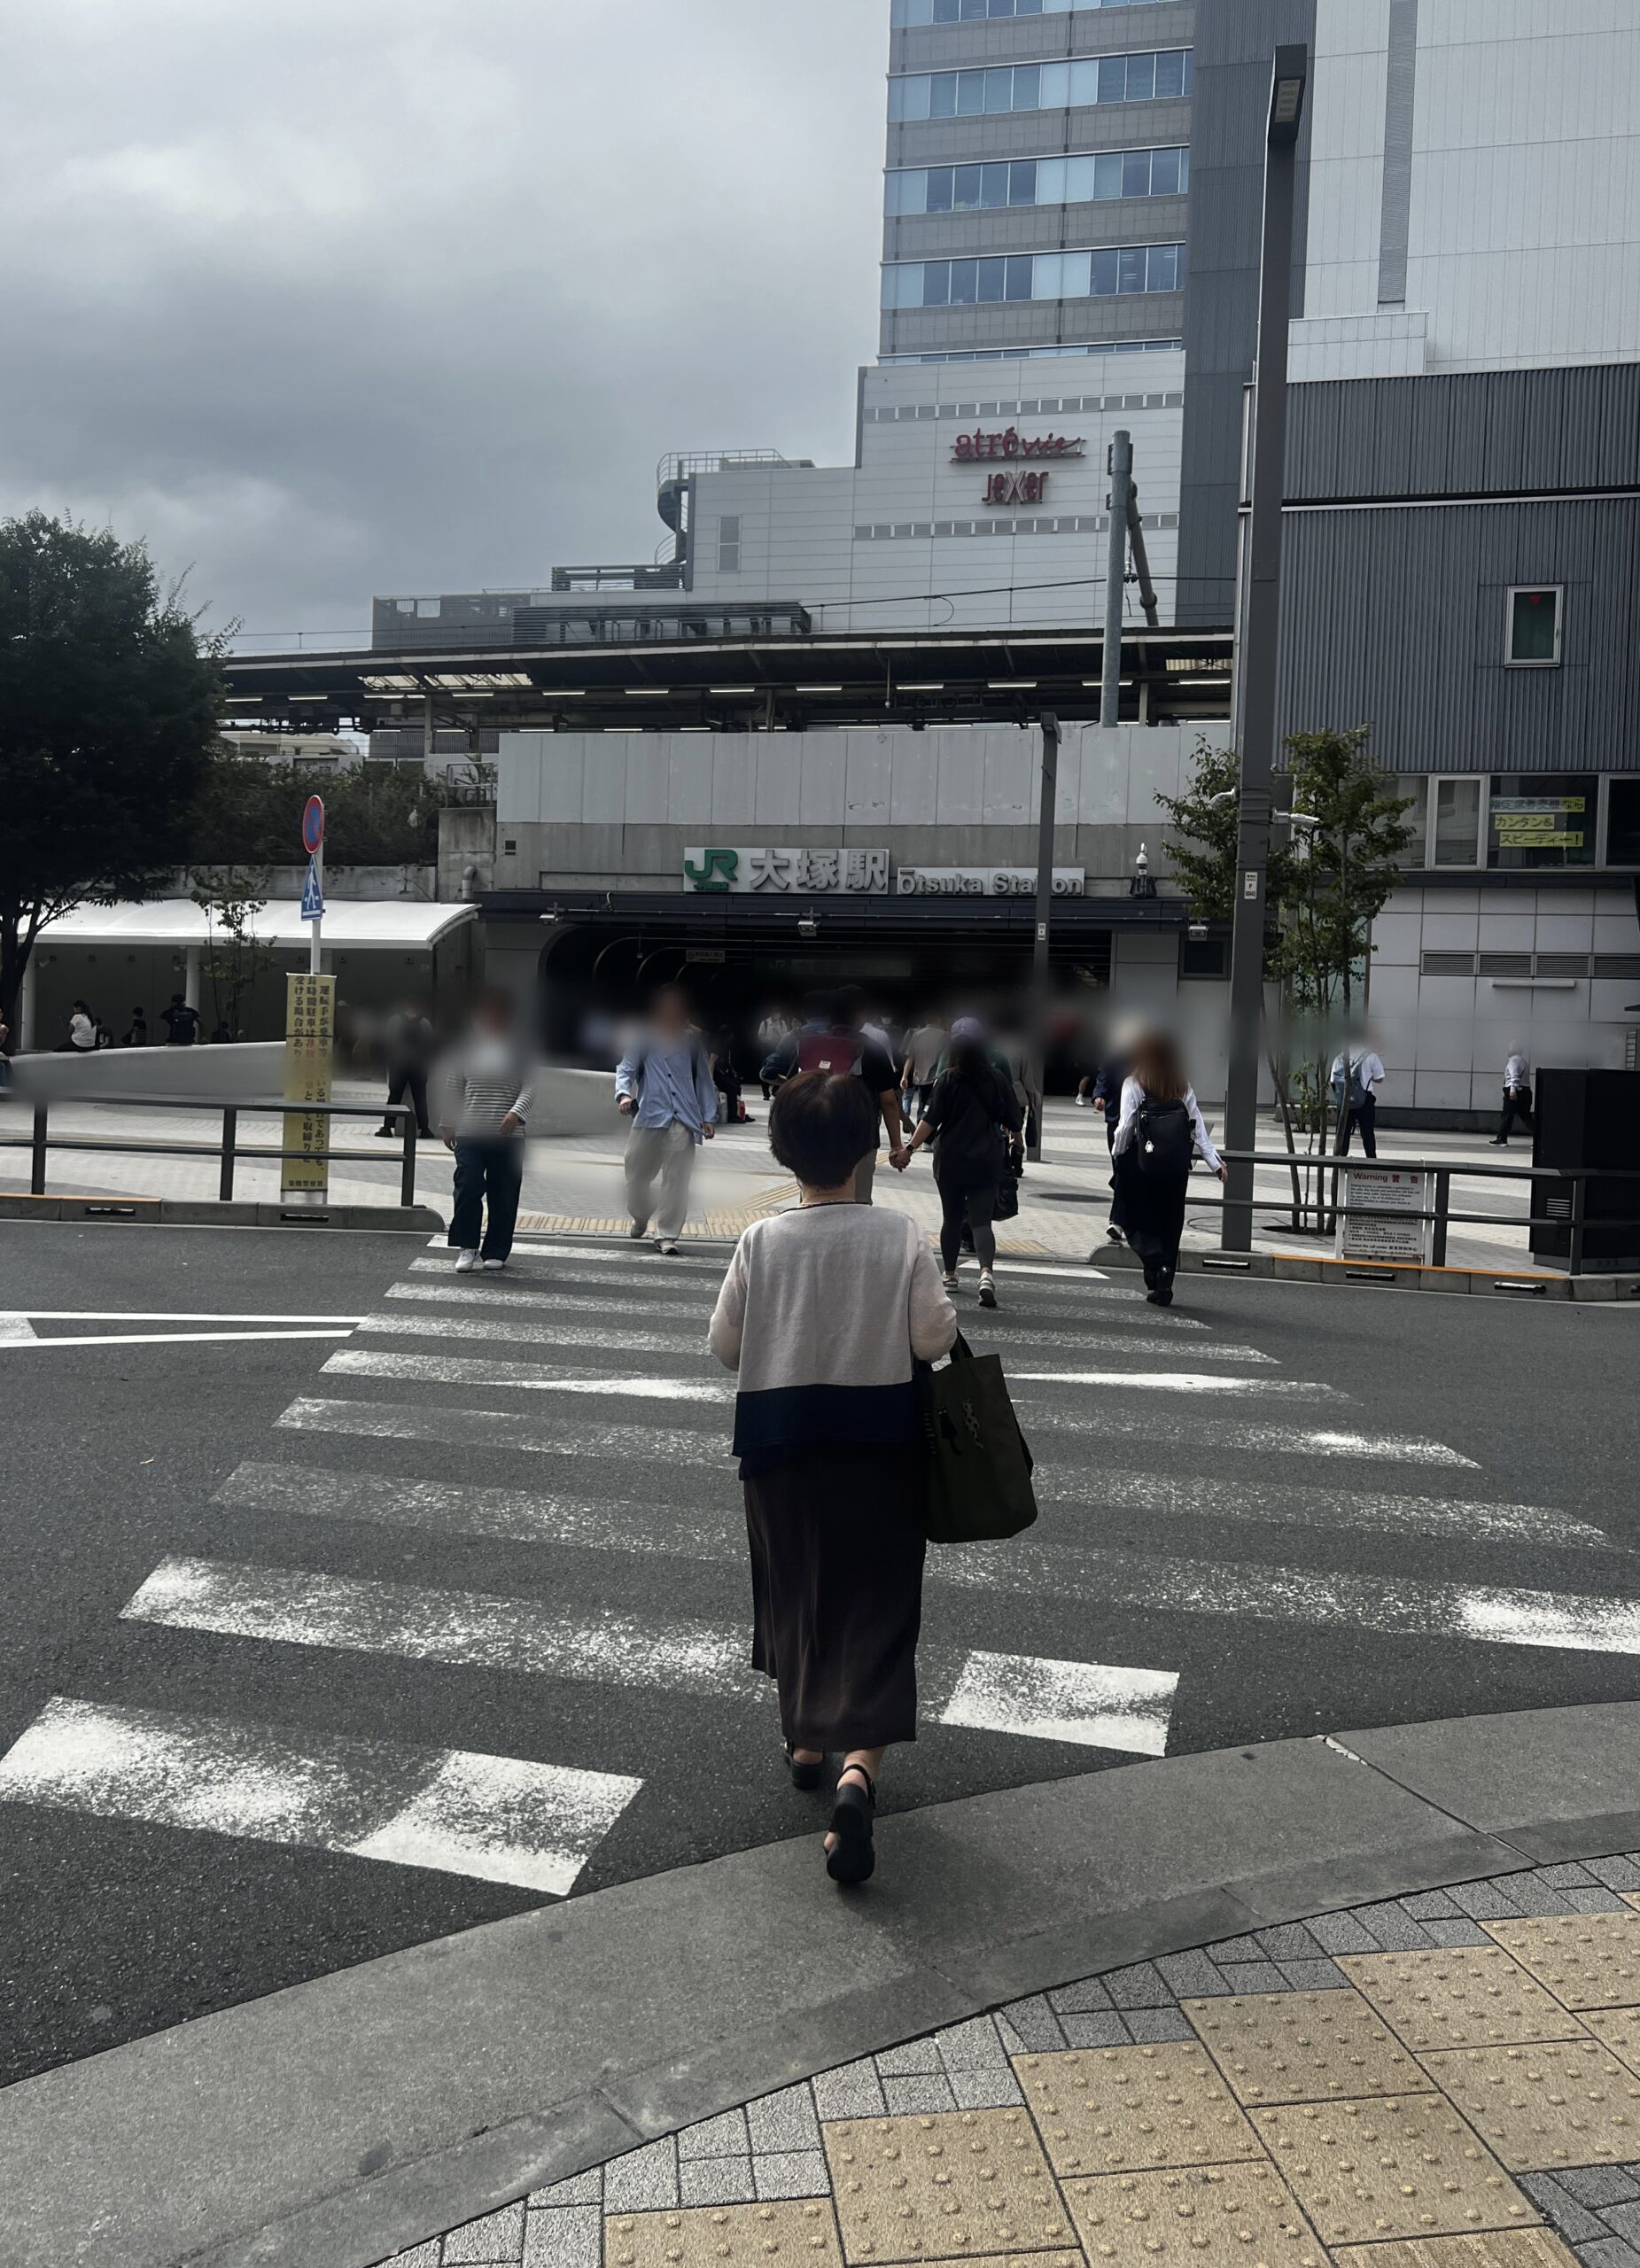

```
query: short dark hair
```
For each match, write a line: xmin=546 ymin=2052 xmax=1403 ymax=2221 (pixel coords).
xmin=768 ymin=1071 xmax=876 ymax=1189
xmin=830 ymin=983 xmax=867 ymax=1028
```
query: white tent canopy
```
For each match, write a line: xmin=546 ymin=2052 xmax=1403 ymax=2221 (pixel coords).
xmin=38 ymin=898 xmax=479 ymax=951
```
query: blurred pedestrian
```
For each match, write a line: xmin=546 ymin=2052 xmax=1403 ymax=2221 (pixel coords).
xmin=1331 ymin=1037 xmax=1386 ymax=1158
xmin=899 ymin=1009 xmax=948 ymax=1131
xmin=122 ymin=1006 xmax=148 ymax=1047
xmin=438 ymin=985 xmax=535 ymax=1273
xmin=1091 ymin=1036 xmax=1131 ymax=1251
xmin=903 ymin=1017 xmax=1022 ymax=1309
xmin=208 ymin=1018 xmax=234 ymax=1045
xmin=616 ymin=984 xmax=719 ymax=1254
xmin=1492 ymin=1047 xmax=1535 ymax=1146
xmin=59 ymin=1000 xmax=97 ymax=1052
xmin=756 ymin=1006 xmax=790 ymax=1100
xmin=710 ymin=1022 xmax=744 ymax=1126
xmin=378 ymin=1001 xmax=435 ymax=1139
xmin=95 ymin=1016 xmax=116 ymax=1048
xmin=709 ymin=1070 xmax=956 ymax=1887
xmin=159 ymin=993 xmax=200 ymax=1047
xmin=997 ymin=1019 xmax=1042 ymax=1159
xmin=765 ymin=987 xmax=905 ymax=1204
xmin=1110 ymin=1029 xmax=1224 ymax=1307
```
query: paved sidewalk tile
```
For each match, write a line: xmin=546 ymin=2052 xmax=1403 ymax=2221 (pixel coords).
xmin=1185 ymin=1988 xmax=1430 ymax=2105
xmin=524 ymin=2205 xmax=602 ymax=2268
xmin=1253 ymin=2092 xmax=1535 ymax=2242
xmin=1338 ymin=1948 xmax=1591 ymax=2052
xmin=823 ymin=2105 xmax=1069 ymax=2260
xmin=1423 ymin=2042 xmax=1640 ymax=2170
xmin=444 ymin=2202 xmax=526 ymax=2263
xmin=604 ymin=2201 xmax=843 ymax=2268
xmin=1334 ymin=2233 xmax=1579 ymax=2268
xmin=1062 ymin=2161 xmax=1327 ymax=2268
xmin=1012 ymin=2042 xmax=1262 ymax=2177
xmin=1484 ymin=1922 xmax=1640 ymax=2014
xmin=748 ymin=2087 xmax=824 ymax=2155
xmin=680 ymin=2158 xmax=757 ymax=2207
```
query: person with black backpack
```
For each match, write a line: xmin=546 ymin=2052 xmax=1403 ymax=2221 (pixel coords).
xmin=1110 ymin=1029 xmax=1225 ymax=1307
xmin=902 ymin=1018 xmax=1022 ymax=1309
xmin=760 ymin=986 xmax=905 ymax=1204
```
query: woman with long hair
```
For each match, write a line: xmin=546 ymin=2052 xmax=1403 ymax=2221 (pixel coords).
xmin=903 ymin=1015 xmax=1022 ymax=1309
xmin=709 ymin=1071 xmax=956 ymax=1887
xmin=1110 ymin=1029 xmax=1226 ymax=1306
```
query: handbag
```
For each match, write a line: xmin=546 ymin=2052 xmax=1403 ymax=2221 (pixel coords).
xmin=916 ymin=1331 xmax=1038 ymax=1543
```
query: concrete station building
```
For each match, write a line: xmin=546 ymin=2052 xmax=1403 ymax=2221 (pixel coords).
xmin=214 ymin=0 xmax=1640 ymax=1122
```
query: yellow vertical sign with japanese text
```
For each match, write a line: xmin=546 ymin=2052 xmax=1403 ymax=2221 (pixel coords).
xmin=282 ymin=972 xmax=336 ymax=1200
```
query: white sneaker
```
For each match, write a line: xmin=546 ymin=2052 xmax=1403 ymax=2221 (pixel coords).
xmin=628 ymin=1218 xmax=649 ymax=1240
xmin=455 ymin=1248 xmax=478 ymax=1274
xmin=481 ymin=1256 xmax=506 ymax=1271
xmin=657 ymin=1237 xmax=679 ymax=1256
xmin=1076 ymin=1093 xmax=1090 ymax=1107
xmin=941 ymin=1270 xmax=960 ymax=1293
xmin=977 ymin=1270 xmax=997 ymax=1309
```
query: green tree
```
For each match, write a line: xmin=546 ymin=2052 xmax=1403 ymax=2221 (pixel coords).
xmin=0 ymin=513 xmax=226 ymax=1032
xmin=190 ymin=869 xmax=278 ymax=1038
xmin=181 ymin=748 xmax=491 ymax=868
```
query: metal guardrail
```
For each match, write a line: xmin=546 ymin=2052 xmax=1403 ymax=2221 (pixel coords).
xmin=0 ymin=1094 xmax=421 ymax=1208
xmin=1201 ymin=1146 xmax=1640 ymax=1276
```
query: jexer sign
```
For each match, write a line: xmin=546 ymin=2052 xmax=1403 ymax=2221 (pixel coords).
xmin=952 ymin=424 xmax=1085 ymax=509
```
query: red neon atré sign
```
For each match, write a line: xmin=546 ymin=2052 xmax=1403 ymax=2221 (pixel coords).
xmin=952 ymin=426 xmax=1085 ymax=462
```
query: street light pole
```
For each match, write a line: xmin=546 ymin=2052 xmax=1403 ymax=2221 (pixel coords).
xmin=1028 ymin=710 xmax=1061 ymax=1163
xmin=1221 ymin=45 xmax=1309 ymax=1254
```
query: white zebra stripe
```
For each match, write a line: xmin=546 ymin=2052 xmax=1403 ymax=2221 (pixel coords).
xmin=0 ymin=1695 xmax=639 ymax=1895
xmin=1011 ymin=1371 xmax=1335 ymax=1399
xmin=938 ymin=1651 xmax=1177 ymax=1755
xmin=321 ymin=1348 xmax=729 ymax=1400
xmin=274 ymin=1394 xmax=727 ymax=1462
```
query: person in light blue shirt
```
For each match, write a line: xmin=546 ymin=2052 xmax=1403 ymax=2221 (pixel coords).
xmin=615 ymin=985 xmax=719 ymax=1254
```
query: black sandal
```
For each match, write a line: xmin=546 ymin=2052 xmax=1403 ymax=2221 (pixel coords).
xmin=785 ymin=1741 xmax=825 ymax=1792
xmin=826 ymin=1764 xmax=876 ymax=1886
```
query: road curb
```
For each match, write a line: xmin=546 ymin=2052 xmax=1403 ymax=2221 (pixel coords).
xmin=0 ymin=1192 xmax=443 ymax=1233
xmin=7 ymin=1702 xmax=1640 ymax=2268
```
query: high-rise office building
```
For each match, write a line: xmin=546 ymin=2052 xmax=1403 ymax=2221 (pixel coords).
xmin=880 ymin=0 xmax=1196 ymax=364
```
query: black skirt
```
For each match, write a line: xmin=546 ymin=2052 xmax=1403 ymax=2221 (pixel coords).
xmin=742 ymin=1441 xmax=926 ymax=1751
xmin=1114 ymin=1155 xmax=1189 ymax=1279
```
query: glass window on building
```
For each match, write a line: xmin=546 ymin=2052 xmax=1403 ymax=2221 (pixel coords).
xmin=717 ymin=517 xmax=740 ymax=574
xmin=1505 ymin=585 xmax=1564 ymax=666
xmin=1488 ymin=773 xmax=1596 ymax=869
xmin=1607 ymin=779 xmax=1640 ymax=867
xmin=1432 ymin=777 xmax=1483 ymax=866
xmin=1395 ymin=779 xmax=1428 ymax=867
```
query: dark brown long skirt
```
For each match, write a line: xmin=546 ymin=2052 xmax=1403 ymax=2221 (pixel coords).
xmin=742 ymin=1441 xmax=926 ymax=1751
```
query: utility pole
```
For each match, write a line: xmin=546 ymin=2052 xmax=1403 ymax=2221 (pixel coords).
xmin=1221 ymin=46 xmax=1309 ymax=1253
xmin=1100 ymin=430 xmax=1132 ymax=727
xmin=1028 ymin=711 xmax=1061 ymax=1163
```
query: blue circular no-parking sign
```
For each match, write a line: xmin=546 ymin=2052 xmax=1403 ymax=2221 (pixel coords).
xmin=301 ymin=796 xmax=325 ymax=856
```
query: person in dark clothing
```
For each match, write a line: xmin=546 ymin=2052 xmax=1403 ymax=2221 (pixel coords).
xmin=1110 ymin=1029 xmax=1225 ymax=1307
xmin=379 ymin=1003 xmax=435 ymax=1138
xmin=711 ymin=1025 xmax=743 ymax=1125
xmin=122 ymin=1008 xmax=148 ymax=1046
xmin=159 ymin=993 xmax=199 ymax=1046
xmin=1091 ymin=1045 xmax=1131 ymax=1252
xmin=903 ymin=1018 xmax=1022 ymax=1309
xmin=760 ymin=986 xmax=905 ymax=1204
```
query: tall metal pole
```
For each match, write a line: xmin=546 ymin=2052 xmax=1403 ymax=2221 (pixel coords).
xmin=1028 ymin=710 xmax=1061 ymax=1164
xmin=1100 ymin=430 xmax=1132 ymax=727
xmin=310 ymin=839 xmax=324 ymax=977
xmin=1221 ymin=46 xmax=1308 ymax=1253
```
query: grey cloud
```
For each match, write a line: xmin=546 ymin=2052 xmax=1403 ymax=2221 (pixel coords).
xmin=0 ymin=0 xmax=888 ymax=637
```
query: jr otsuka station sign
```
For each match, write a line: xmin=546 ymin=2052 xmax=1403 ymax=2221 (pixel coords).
xmin=683 ymin=847 xmax=1085 ymax=897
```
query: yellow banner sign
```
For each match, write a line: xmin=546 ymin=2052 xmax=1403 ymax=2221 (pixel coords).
xmin=282 ymin=972 xmax=336 ymax=1200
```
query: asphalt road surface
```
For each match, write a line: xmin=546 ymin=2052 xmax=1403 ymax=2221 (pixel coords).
xmin=1 ymin=1216 xmax=1636 ymax=2087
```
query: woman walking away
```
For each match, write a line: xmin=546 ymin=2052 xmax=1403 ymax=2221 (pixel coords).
xmin=709 ymin=1071 xmax=956 ymax=1887
xmin=904 ymin=1018 xmax=1021 ymax=1309
xmin=1110 ymin=1029 xmax=1225 ymax=1307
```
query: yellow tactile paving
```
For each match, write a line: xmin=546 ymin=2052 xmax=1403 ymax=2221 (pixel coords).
xmin=1061 ymin=2162 xmax=1328 ymax=2268
xmin=1421 ymin=2039 xmax=1640 ymax=2170
xmin=1185 ymin=1991 xmax=1431 ymax=2105
xmin=605 ymin=2202 xmax=844 ymax=2268
xmin=1251 ymin=2091 xmax=1537 ymax=2244
xmin=1333 ymin=2231 xmax=1579 ymax=2268
xmin=1011 ymin=2044 xmax=1263 ymax=2177
xmin=1481 ymin=1915 xmax=1640 ymax=2011
xmin=1581 ymin=2005 xmax=1640 ymax=2076
xmin=1335 ymin=1950 xmax=1589 ymax=2053
xmin=821 ymin=2109 xmax=1071 ymax=2262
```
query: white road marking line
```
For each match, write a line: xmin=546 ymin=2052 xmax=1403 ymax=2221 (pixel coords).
xmin=359 ymin=1309 xmax=1274 ymax=1368
xmin=1038 ymin=1469 xmax=1621 ymax=1552
xmin=217 ymin=1460 xmax=740 ymax=1556
xmin=425 ymin=1242 xmax=731 ymax=1274
xmin=7 ymin=1311 xmax=365 ymax=1324
xmin=321 ymin=1348 xmax=729 ymax=1400
xmin=120 ymin=1555 xmax=762 ymax=1697
xmin=1028 ymin=1407 xmax=1476 ymax=1465
xmin=356 ymin=1312 xmax=709 ymax=1358
xmin=1013 ymin=1371 xmax=1330 ymax=1398
xmin=385 ymin=1282 xmax=711 ymax=1324
xmin=937 ymin=1650 xmax=1177 ymax=1755
xmin=0 ymin=1313 xmax=37 ymax=1340
xmin=0 ymin=1328 xmax=356 ymax=1352
xmin=275 ymin=1395 xmax=726 ymax=1461
xmin=0 ymin=1695 xmax=638 ymax=1896
xmin=1000 ymin=1262 xmax=1110 ymax=1283
xmin=942 ymin=1539 xmax=1640 ymax=1656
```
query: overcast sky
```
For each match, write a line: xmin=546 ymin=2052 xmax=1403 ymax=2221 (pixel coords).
xmin=0 ymin=0 xmax=887 ymax=645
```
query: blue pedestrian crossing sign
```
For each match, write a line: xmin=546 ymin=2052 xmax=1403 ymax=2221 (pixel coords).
xmin=300 ymin=856 xmax=324 ymax=920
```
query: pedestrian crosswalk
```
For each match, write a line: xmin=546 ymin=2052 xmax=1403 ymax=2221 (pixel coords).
xmin=3 ymin=1231 xmax=1638 ymax=1915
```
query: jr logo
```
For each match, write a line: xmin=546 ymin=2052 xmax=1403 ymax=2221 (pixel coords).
xmin=683 ymin=847 xmax=740 ymax=893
